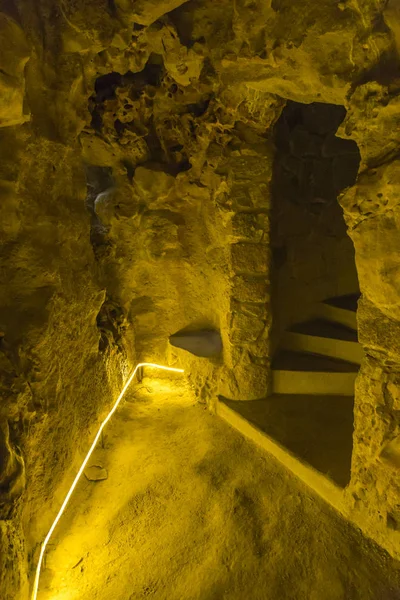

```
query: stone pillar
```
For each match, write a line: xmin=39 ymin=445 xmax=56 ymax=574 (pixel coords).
xmin=217 ymin=145 xmax=273 ymax=400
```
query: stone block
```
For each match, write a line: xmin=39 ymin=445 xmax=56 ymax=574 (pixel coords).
xmin=231 ymin=275 xmax=269 ymax=303
xmin=230 ymin=212 xmax=269 ymax=242
xmin=249 ymin=183 xmax=270 ymax=209
xmin=231 ymin=213 xmax=261 ymax=241
xmin=248 ymin=338 xmax=270 ymax=358
xmin=256 ymin=213 xmax=270 ymax=232
xmin=230 ymin=299 xmax=268 ymax=320
xmin=341 ymin=160 xmax=400 ymax=228
xmin=230 ymin=183 xmax=253 ymax=208
xmin=230 ymin=312 xmax=265 ymax=343
xmin=218 ymin=362 xmax=269 ymax=400
xmin=231 ymin=243 xmax=268 ymax=274
xmin=230 ymin=182 xmax=269 ymax=211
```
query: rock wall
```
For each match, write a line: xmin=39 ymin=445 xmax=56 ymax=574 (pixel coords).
xmin=0 ymin=126 xmax=129 ymax=597
xmin=338 ymin=84 xmax=400 ymax=557
xmin=1 ymin=0 xmax=400 ymax=597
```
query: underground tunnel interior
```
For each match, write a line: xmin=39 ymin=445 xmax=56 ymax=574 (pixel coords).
xmin=2 ymin=1 xmax=400 ymax=599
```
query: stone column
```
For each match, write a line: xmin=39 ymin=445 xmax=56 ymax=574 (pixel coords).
xmin=217 ymin=144 xmax=273 ymax=400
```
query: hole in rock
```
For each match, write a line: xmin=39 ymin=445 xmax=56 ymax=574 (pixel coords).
xmin=95 ymin=72 xmax=123 ymax=102
xmin=187 ymin=96 xmax=212 ymax=117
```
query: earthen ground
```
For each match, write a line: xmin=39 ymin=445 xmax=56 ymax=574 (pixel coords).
xmin=41 ymin=379 xmax=400 ymax=600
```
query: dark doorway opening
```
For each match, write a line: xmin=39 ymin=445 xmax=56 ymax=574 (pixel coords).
xmin=265 ymin=101 xmax=361 ymax=487
xmin=270 ymin=101 xmax=361 ymax=346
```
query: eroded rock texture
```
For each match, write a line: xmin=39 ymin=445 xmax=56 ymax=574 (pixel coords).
xmin=1 ymin=0 xmax=400 ymax=597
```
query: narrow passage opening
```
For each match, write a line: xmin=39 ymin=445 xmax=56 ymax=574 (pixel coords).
xmin=271 ymin=101 xmax=361 ymax=343
xmin=253 ymin=101 xmax=361 ymax=488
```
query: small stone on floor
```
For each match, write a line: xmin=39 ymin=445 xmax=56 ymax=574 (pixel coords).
xmin=84 ymin=465 xmax=108 ymax=481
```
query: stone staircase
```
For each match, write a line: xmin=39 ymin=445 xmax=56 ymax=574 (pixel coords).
xmin=216 ymin=293 xmax=361 ymax=507
xmin=272 ymin=294 xmax=362 ymax=396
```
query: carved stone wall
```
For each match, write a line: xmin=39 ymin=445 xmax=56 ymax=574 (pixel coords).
xmin=339 ymin=86 xmax=400 ymax=557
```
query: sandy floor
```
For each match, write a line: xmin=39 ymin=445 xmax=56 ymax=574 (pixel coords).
xmin=40 ymin=379 xmax=400 ymax=600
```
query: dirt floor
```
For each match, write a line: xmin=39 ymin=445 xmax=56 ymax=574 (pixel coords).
xmin=40 ymin=378 xmax=400 ymax=600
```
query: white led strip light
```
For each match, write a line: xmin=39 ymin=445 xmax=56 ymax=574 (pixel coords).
xmin=31 ymin=362 xmax=184 ymax=600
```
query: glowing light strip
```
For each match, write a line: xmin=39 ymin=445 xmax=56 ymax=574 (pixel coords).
xmin=31 ymin=362 xmax=184 ymax=600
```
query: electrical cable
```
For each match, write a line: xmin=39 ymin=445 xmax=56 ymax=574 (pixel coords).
xmin=31 ymin=362 xmax=184 ymax=600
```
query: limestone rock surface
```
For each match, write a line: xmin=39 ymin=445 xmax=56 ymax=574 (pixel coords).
xmin=1 ymin=0 xmax=400 ymax=597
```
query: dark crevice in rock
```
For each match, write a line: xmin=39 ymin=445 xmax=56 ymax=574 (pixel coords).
xmin=349 ymin=41 xmax=400 ymax=95
xmin=84 ymin=165 xmax=115 ymax=259
xmin=187 ymin=95 xmax=212 ymax=117
xmin=107 ymin=0 xmax=118 ymax=18
xmin=363 ymin=149 xmax=400 ymax=172
xmin=199 ymin=57 xmax=217 ymax=84
xmin=123 ymin=55 xmax=165 ymax=87
xmin=96 ymin=296 xmax=127 ymax=354
xmin=0 ymin=0 xmax=21 ymax=21
xmin=121 ymin=159 xmax=135 ymax=182
xmin=0 ymin=419 xmax=25 ymax=520
xmin=133 ymin=22 xmax=146 ymax=32
xmin=95 ymin=72 xmax=123 ymax=102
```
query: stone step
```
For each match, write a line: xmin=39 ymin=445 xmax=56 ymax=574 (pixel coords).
xmin=272 ymin=369 xmax=357 ymax=396
xmin=311 ymin=302 xmax=357 ymax=331
xmin=272 ymin=350 xmax=359 ymax=373
xmin=290 ymin=318 xmax=358 ymax=341
xmin=281 ymin=319 xmax=363 ymax=364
